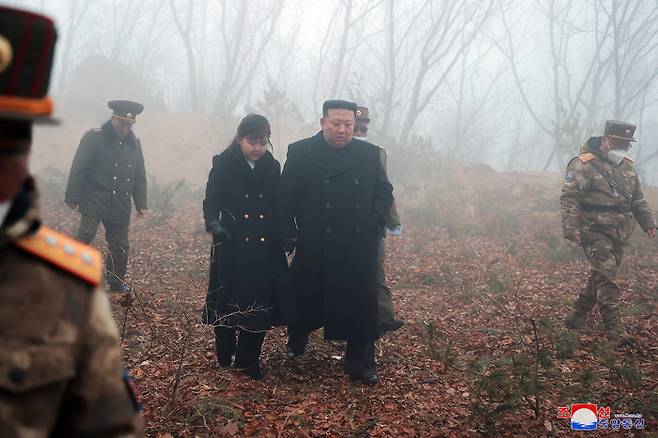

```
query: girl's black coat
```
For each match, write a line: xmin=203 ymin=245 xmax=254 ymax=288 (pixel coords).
xmin=202 ymin=144 xmax=297 ymax=330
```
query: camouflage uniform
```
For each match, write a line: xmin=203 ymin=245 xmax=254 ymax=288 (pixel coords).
xmin=377 ymin=147 xmax=402 ymax=327
xmin=0 ymin=6 xmax=142 ymax=436
xmin=560 ymin=136 xmax=656 ymax=332
xmin=354 ymin=105 xmax=403 ymax=332
xmin=0 ymin=179 xmax=143 ymax=437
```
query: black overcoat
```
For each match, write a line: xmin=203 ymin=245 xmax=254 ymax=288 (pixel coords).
xmin=203 ymin=144 xmax=297 ymax=331
xmin=65 ymin=120 xmax=147 ymax=224
xmin=276 ymin=132 xmax=394 ymax=341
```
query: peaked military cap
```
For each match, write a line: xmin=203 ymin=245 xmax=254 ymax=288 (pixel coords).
xmin=108 ymin=100 xmax=144 ymax=123
xmin=356 ymin=106 xmax=370 ymax=122
xmin=604 ymin=120 xmax=636 ymax=142
xmin=0 ymin=6 xmax=58 ymax=123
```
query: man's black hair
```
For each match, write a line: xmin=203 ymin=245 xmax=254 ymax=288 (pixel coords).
xmin=322 ymin=99 xmax=357 ymax=117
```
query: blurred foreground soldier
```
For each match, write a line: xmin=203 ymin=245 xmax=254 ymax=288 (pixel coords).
xmin=0 ymin=6 xmax=142 ymax=436
xmin=276 ymin=100 xmax=393 ymax=385
xmin=560 ymin=120 xmax=656 ymax=337
xmin=354 ymin=106 xmax=404 ymax=334
xmin=65 ymin=100 xmax=147 ymax=294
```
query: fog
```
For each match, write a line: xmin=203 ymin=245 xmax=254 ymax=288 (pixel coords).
xmin=5 ymin=0 xmax=658 ymax=184
xmin=4 ymin=2 xmax=657 ymax=435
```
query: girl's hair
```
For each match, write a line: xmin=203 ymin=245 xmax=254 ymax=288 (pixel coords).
xmin=229 ymin=113 xmax=271 ymax=148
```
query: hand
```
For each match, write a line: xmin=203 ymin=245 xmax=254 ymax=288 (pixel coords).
xmin=648 ymin=228 xmax=656 ymax=239
xmin=387 ymin=225 xmax=402 ymax=236
xmin=209 ymin=221 xmax=230 ymax=243
xmin=565 ymin=231 xmax=581 ymax=245
xmin=119 ymin=292 xmax=135 ymax=307
xmin=137 ymin=208 xmax=147 ymax=218
xmin=66 ymin=202 xmax=78 ymax=210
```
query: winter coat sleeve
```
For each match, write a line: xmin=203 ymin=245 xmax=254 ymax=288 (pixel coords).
xmin=371 ymin=149 xmax=394 ymax=228
xmin=132 ymin=139 xmax=147 ymax=211
xmin=559 ymin=158 xmax=589 ymax=239
xmin=275 ymin=145 xmax=302 ymax=242
xmin=378 ymin=148 xmax=401 ymax=229
xmin=58 ymin=286 xmax=143 ymax=437
xmin=65 ymin=131 xmax=97 ymax=205
xmin=630 ymin=173 xmax=656 ymax=231
xmin=203 ymin=155 xmax=225 ymax=230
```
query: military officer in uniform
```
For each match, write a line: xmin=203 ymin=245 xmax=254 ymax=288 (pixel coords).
xmin=560 ymin=120 xmax=656 ymax=336
xmin=277 ymin=99 xmax=394 ymax=385
xmin=65 ymin=100 xmax=147 ymax=293
xmin=0 ymin=5 xmax=142 ymax=436
xmin=354 ymin=106 xmax=404 ymax=334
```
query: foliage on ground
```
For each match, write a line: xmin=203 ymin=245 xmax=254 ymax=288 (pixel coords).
xmin=37 ymin=161 xmax=658 ymax=437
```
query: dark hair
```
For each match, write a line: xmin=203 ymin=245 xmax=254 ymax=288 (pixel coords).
xmin=322 ymin=99 xmax=357 ymax=117
xmin=237 ymin=113 xmax=271 ymax=140
xmin=229 ymin=113 xmax=272 ymax=149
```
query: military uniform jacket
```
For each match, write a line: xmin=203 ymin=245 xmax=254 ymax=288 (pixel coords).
xmin=65 ymin=120 xmax=147 ymax=224
xmin=378 ymin=146 xmax=401 ymax=230
xmin=560 ymin=136 xmax=656 ymax=246
xmin=0 ymin=178 xmax=142 ymax=437
xmin=276 ymin=132 xmax=394 ymax=341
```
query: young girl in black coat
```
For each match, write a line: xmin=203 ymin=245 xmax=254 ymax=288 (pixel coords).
xmin=202 ymin=114 xmax=296 ymax=380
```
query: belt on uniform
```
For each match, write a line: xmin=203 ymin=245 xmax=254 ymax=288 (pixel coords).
xmin=580 ymin=204 xmax=630 ymax=213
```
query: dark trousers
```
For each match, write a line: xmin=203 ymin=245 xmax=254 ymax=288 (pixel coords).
xmin=287 ymin=325 xmax=376 ymax=376
xmin=76 ymin=215 xmax=129 ymax=287
xmin=214 ymin=326 xmax=265 ymax=369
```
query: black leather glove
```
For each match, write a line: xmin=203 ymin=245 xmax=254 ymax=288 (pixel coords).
xmin=208 ymin=221 xmax=230 ymax=243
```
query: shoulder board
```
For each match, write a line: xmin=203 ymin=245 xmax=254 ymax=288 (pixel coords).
xmin=13 ymin=227 xmax=102 ymax=286
xmin=578 ymin=152 xmax=597 ymax=163
xmin=623 ymin=156 xmax=634 ymax=163
xmin=377 ymin=145 xmax=386 ymax=151
xmin=88 ymin=128 xmax=102 ymax=135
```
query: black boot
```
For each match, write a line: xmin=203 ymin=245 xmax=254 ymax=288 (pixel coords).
xmin=287 ymin=325 xmax=310 ymax=359
xmin=214 ymin=326 xmax=236 ymax=368
xmin=345 ymin=340 xmax=378 ymax=386
xmin=380 ymin=319 xmax=404 ymax=334
xmin=234 ymin=330 xmax=266 ymax=380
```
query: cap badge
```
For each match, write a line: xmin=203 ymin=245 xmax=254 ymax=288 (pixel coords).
xmin=126 ymin=112 xmax=133 ymax=118
xmin=0 ymin=35 xmax=13 ymax=74
xmin=356 ymin=110 xmax=362 ymax=116
xmin=625 ymin=129 xmax=631 ymax=135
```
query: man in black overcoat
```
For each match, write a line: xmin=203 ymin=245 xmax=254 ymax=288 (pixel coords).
xmin=276 ymin=99 xmax=393 ymax=385
xmin=65 ymin=101 xmax=147 ymax=293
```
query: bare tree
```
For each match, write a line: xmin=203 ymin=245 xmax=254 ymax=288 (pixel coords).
xmin=500 ymin=0 xmax=658 ymax=171
xmin=169 ymin=0 xmax=200 ymax=111
xmin=211 ymin=0 xmax=287 ymax=116
xmin=56 ymin=0 xmax=92 ymax=93
xmin=369 ymin=0 xmax=498 ymax=148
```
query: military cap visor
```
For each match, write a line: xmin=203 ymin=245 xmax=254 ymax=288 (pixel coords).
xmin=0 ymin=6 xmax=58 ymax=124
xmin=108 ymin=100 xmax=144 ymax=122
xmin=604 ymin=120 xmax=636 ymax=142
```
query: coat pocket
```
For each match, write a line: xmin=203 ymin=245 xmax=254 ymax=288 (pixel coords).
xmin=0 ymin=344 xmax=76 ymax=394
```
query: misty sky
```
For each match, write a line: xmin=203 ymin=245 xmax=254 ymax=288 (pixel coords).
xmin=3 ymin=0 xmax=658 ymax=182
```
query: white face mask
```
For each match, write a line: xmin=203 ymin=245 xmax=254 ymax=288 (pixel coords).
xmin=607 ymin=149 xmax=627 ymax=164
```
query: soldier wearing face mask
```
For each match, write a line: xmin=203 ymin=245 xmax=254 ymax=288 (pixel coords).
xmin=560 ymin=120 xmax=656 ymax=337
